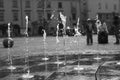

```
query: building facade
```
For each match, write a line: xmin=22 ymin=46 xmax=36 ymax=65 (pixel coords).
xmin=88 ymin=0 xmax=119 ymax=18
xmin=0 ymin=0 xmax=82 ymax=36
xmin=87 ymin=0 xmax=119 ymax=24
xmin=0 ymin=0 xmax=120 ymax=36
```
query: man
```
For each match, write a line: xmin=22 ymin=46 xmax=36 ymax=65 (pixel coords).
xmin=113 ymin=15 xmax=120 ymax=44
xmin=85 ymin=19 xmax=94 ymax=45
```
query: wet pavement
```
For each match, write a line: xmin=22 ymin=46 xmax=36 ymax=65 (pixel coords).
xmin=0 ymin=52 xmax=120 ymax=80
xmin=0 ymin=36 xmax=120 ymax=80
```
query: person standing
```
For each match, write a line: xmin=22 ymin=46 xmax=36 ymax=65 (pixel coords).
xmin=113 ymin=15 xmax=120 ymax=44
xmin=95 ymin=20 xmax=102 ymax=34
xmin=85 ymin=19 xmax=94 ymax=45
xmin=97 ymin=22 xmax=109 ymax=44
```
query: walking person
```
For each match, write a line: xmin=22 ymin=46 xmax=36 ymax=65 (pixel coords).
xmin=113 ymin=15 xmax=120 ymax=44
xmin=85 ymin=19 xmax=94 ymax=45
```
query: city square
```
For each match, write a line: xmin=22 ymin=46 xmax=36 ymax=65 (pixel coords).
xmin=0 ymin=0 xmax=120 ymax=80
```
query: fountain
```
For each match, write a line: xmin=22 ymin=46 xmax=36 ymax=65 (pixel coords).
xmin=94 ymin=56 xmax=102 ymax=60
xmin=42 ymin=30 xmax=49 ymax=61
xmin=54 ymin=55 xmax=64 ymax=71
xmin=42 ymin=57 xmax=49 ymax=61
xmin=54 ymin=23 xmax=64 ymax=68
xmin=74 ymin=65 xmax=84 ymax=71
xmin=94 ymin=14 xmax=102 ymax=61
xmin=7 ymin=23 xmax=16 ymax=71
xmin=21 ymin=16 xmax=34 ymax=79
xmin=74 ymin=18 xmax=81 ymax=37
xmin=50 ymin=11 xmax=64 ymax=71
xmin=116 ymin=62 xmax=120 ymax=65
xmin=22 ymin=70 xmax=34 ymax=79
xmin=42 ymin=29 xmax=49 ymax=80
xmin=93 ymin=52 xmax=102 ymax=61
xmin=74 ymin=54 xmax=84 ymax=71
xmin=73 ymin=18 xmax=84 ymax=72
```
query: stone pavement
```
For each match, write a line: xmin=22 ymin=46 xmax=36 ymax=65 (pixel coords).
xmin=0 ymin=35 xmax=120 ymax=80
xmin=0 ymin=35 xmax=120 ymax=58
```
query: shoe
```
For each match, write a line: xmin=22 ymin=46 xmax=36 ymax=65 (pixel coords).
xmin=87 ymin=43 xmax=90 ymax=45
xmin=87 ymin=43 xmax=89 ymax=45
xmin=87 ymin=43 xmax=92 ymax=45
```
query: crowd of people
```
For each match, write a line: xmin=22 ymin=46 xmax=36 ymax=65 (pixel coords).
xmin=56 ymin=12 xmax=120 ymax=46
xmin=85 ymin=15 xmax=120 ymax=45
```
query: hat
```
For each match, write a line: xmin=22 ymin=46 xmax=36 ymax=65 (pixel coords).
xmin=87 ymin=18 xmax=91 ymax=21
xmin=87 ymin=18 xmax=91 ymax=23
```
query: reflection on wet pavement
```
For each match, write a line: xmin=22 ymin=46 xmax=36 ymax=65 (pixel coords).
xmin=0 ymin=51 xmax=120 ymax=80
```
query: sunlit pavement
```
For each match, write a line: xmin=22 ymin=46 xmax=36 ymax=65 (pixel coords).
xmin=0 ymin=35 xmax=120 ymax=58
xmin=0 ymin=35 xmax=120 ymax=80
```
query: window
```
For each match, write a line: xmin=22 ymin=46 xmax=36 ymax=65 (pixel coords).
xmin=105 ymin=3 xmax=108 ymax=9
xmin=13 ymin=11 xmax=19 ymax=21
xmin=12 ymin=0 xmax=18 ymax=8
xmin=102 ymin=14 xmax=105 ymax=20
xmin=58 ymin=2 xmax=62 ymax=8
xmin=46 ymin=1 xmax=51 ymax=8
xmin=72 ymin=13 xmax=76 ymax=20
xmin=98 ymin=3 xmax=101 ymax=9
xmin=71 ymin=6 xmax=76 ymax=13
xmin=0 ymin=10 xmax=4 ymax=21
xmin=114 ymin=4 xmax=117 ymax=10
xmin=37 ymin=11 xmax=43 ymax=20
xmin=47 ymin=13 xmax=51 ymax=20
xmin=25 ymin=10 xmax=31 ymax=20
xmin=83 ymin=2 xmax=86 ymax=5
xmin=0 ymin=0 xmax=4 ymax=8
xmin=25 ymin=0 xmax=31 ymax=8
xmin=37 ymin=0 xmax=44 ymax=8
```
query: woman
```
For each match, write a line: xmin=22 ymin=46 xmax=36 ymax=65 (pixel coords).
xmin=95 ymin=20 xmax=102 ymax=33
xmin=97 ymin=22 xmax=109 ymax=44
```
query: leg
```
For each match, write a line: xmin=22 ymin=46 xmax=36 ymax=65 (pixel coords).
xmin=106 ymin=32 xmax=108 ymax=43
xmin=115 ymin=33 xmax=119 ymax=44
xmin=89 ymin=33 xmax=93 ymax=45
xmin=87 ymin=33 xmax=90 ymax=45
xmin=91 ymin=34 xmax=93 ymax=44
xmin=114 ymin=25 xmax=119 ymax=44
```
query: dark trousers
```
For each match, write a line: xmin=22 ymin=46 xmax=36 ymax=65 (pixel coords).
xmin=114 ymin=25 xmax=120 ymax=43
xmin=115 ymin=33 xmax=119 ymax=43
xmin=86 ymin=33 xmax=93 ymax=45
